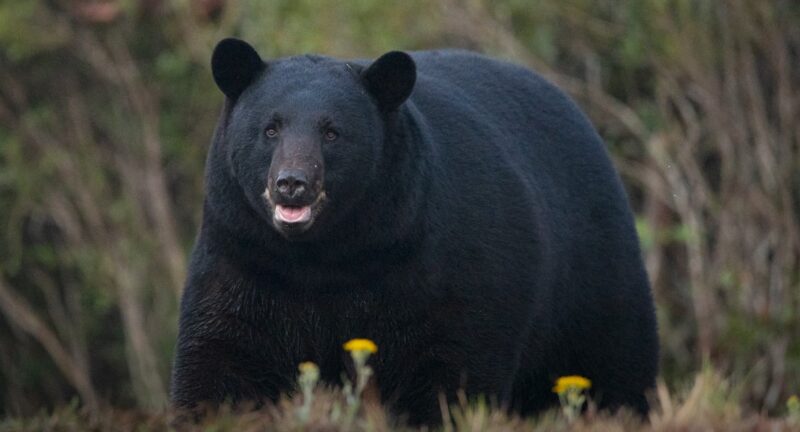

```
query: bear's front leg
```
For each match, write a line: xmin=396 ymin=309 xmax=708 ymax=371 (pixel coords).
xmin=171 ymin=335 xmax=292 ymax=411
xmin=380 ymin=334 xmax=522 ymax=425
xmin=171 ymin=271 xmax=299 ymax=412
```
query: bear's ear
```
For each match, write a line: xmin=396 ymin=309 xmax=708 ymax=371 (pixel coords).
xmin=361 ymin=51 xmax=416 ymax=112
xmin=211 ymin=38 xmax=264 ymax=100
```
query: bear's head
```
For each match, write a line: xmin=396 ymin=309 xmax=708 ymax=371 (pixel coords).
xmin=210 ymin=38 xmax=416 ymax=241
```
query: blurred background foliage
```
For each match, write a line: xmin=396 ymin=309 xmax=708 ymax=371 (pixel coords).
xmin=0 ymin=0 xmax=798 ymax=418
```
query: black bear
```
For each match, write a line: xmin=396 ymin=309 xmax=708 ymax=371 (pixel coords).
xmin=171 ymin=38 xmax=659 ymax=424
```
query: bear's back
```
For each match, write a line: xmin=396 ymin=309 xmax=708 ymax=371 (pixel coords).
xmin=408 ymin=50 xmax=572 ymax=129
xmin=406 ymin=49 xmax=614 ymax=186
xmin=403 ymin=50 xmax=630 ymax=242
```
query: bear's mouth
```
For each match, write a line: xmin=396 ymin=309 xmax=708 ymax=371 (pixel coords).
xmin=275 ymin=205 xmax=311 ymax=224
xmin=266 ymin=191 xmax=327 ymax=238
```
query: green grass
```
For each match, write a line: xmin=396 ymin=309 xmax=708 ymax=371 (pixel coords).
xmin=2 ymin=369 xmax=798 ymax=432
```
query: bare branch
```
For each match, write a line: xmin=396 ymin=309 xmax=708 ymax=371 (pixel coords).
xmin=0 ymin=277 xmax=99 ymax=412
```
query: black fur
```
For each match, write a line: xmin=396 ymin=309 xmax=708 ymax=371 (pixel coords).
xmin=171 ymin=38 xmax=659 ymax=425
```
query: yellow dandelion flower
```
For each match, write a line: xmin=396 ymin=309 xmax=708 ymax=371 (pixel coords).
xmin=343 ymin=338 xmax=378 ymax=354
xmin=789 ymin=394 xmax=799 ymax=410
xmin=552 ymin=375 xmax=592 ymax=394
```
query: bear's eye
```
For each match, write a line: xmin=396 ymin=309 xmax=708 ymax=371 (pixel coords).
xmin=265 ymin=127 xmax=279 ymax=138
xmin=324 ymin=129 xmax=339 ymax=141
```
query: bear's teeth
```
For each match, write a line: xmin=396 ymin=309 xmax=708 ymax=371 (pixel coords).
xmin=275 ymin=205 xmax=311 ymax=223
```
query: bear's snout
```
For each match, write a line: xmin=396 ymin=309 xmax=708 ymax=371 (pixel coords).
xmin=266 ymin=154 xmax=326 ymax=235
xmin=275 ymin=168 xmax=308 ymax=200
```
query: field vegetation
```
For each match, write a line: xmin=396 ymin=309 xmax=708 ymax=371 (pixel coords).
xmin=0 ymin=0 xmax=798 ymax=429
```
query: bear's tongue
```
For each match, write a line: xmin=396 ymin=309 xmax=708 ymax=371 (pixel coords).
xmin=275 ymin=205 xmax=311 ymax=223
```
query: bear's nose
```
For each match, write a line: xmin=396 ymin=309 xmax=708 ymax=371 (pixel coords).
xmin=275 ymin=169 xmax=308 ymax=199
